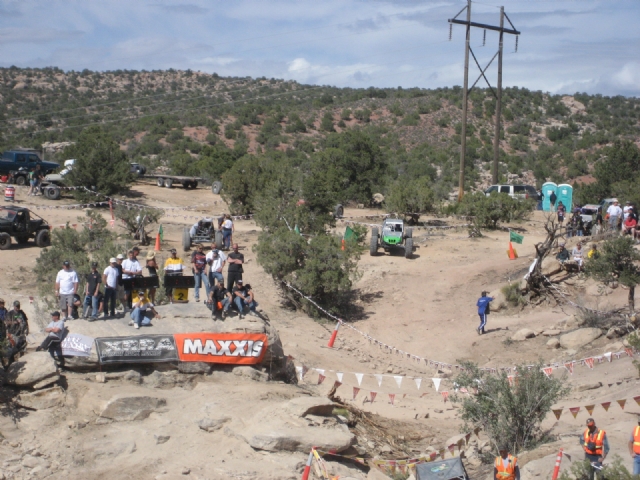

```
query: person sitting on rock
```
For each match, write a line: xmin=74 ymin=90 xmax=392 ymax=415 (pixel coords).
xmin=556 ymin=243 xmax=570 ymax=265
xmin=232 ymin=279 xmax=257 ymax=318
xmin=623 ymin=213 xmax=637 ymax=236
xmin=36 ymin=311 xmax=65 ymax=367
xmin=128 ymin=290 xmax=160 ymax=329
xmin=572 ymin=242 xmax=585 ymax=270
xmin=587 ymin=244 xmax=600 ymax=260
xmin=208 ymin=279 xmax=232 ymax=320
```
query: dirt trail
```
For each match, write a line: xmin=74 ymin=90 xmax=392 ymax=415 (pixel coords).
xmin=1 ymin=182 xmax=639 ymax=479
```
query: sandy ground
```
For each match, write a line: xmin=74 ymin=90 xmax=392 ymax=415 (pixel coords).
xmin=1 ymin=181 xmax=639 ymax=479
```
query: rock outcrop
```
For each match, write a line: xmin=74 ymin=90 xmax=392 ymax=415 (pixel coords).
xmin=98 ymin=395 xmax=167 ymax=422
xmin=5 ymin=352 xmax=60 ymax=388
xmin=559 ymin=328 xmax=602 ymax=349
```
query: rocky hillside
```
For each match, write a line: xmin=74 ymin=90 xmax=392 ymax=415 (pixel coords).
xmin=1 ymin=67 xmax=639 ymax=196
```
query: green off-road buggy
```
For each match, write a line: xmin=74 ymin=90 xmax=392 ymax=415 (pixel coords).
xmin=370 ymin=218 xmax=413 ymax=258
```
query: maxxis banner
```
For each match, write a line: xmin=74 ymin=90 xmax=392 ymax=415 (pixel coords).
xmin=174 ymin=333 xmax=268 ymax=364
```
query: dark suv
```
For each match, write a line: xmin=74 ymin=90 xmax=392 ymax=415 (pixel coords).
xmin=0 ymin=150 xmax=60 ymax=185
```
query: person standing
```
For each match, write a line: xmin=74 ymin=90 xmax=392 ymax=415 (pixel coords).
xmin=115 ymin=253 xmax=125 ymax=311
xmin=581 ymin=418 xmax=609 ymax=480
xmin=476 ymin=291 xmax=493 ymax=335
xmin=85 ymin=261 xmax=102 ymax=320
xmin=557 ymin=201 xmax=566 ymax=225
xmin=27 ymin=167 xmax=38 ymax=196
xmin=55 ymin=260 xmax=79 ymax=320
xmin=145 ymin=251 xmax=159 ymax=304
xmin=35 ymin=311 xmax=65 ymax=367
xmin=226 ymin=243 xmax=244 ymax=292
xmin=549 ymin=190 xmax=557 ymax=212
xmin=102 ymin=258 xmax=119 ymax=319
xmin=607 ymin=200 xmax=622 ymax=231
xmin=5 ymin=300 xmax=29 ymax=364
xmin=206 ymin=246 xmax=226 ymax=288
xmin=191 ymin=244 xmax=207 ymax=302
xmin=121 ymin=250 xmax=142 ymax=311
xmin=222 ymin=214 xmax=234 ymax=250
xmin=628 ymin=415 xmax=640 ymax=475
xmin=163 ymin=248 xmax=185 ymax=303
xmin=494 ymin=447 xmax=520 ymax=480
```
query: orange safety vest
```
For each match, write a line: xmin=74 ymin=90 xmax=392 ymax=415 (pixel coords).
xmin=633 ymin=426 xmax=640 ymax=454
xmin=583 ymin=428 xmax=605 ymax=455
xmin=494 ymin=454 xmax=517 ymax=480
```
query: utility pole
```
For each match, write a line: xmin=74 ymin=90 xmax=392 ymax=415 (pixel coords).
xmin=448 ymin=3 xmax=520 ymax=199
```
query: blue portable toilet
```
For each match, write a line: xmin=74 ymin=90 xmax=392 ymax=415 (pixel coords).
xmin=557 ymin=183 xmax=573 ymax=212
xmin=542 ymin=182 xmax=557 ymax=211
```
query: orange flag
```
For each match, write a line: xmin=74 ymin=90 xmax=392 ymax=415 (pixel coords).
xmin=634 ymin=396 xmax=640 ymax=406
xmin=553 ymin=409 xmax=563 ymax=420
xmin=569 ymin=407 xmax=581 ymax=418
xmin=617 ymin=399 xmax=626 ymax=410
xmin=585 ymin=405 xmax=595 ymax=415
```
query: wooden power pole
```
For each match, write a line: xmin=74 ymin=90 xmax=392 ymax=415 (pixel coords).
xmin=448 ymin=3 xmax=520 ymax=199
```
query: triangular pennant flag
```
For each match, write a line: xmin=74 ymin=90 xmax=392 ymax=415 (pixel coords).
xmin=302 ymin=365 xmax=309 ymax=378
xmin=553 ymin=409 xmax=563 ymax=420
xmin=353 ymin=387 xmax=360 ymax=400
xmin=355 ymin=373 xmax=364 ymax=386
xmin=634 ymin=396 xmax=640 ymax=406
xmin=465 ymin=433 xmax=471 ymax=444
xmin=317 ymin=374 xmax=326 ymax=385
xmin=370 ymin=391 xmax=377 ymax=403
xmin=601 ymin=402 xmax=611 ymax=411
xmin=441 ymin=391 xmax=449 ymax=402
xmin=569 ymin=407 xmax=581 ymax=418
xmin=617 ymin=399 xmax=626 ymax=410
xmin=448 ymin=444 xmax=455 ymax=456
xmin=333 ymin=381 xmax=342 ymax=390
xmin=584 ymin=358 xmax=594 ymax=369
xmin=430 ymin=452 xmax=438 ymax=461
xmin=389 ymin=393 xmax=396 ymax=405
xmin=563 ymin=452 xmax=572 ymax=461
xmin=432 ymin=378 xmax=441 ymax=392
xmin=414 ymin=378 xmax=422 ymax=390
xmin=457 ymin=439 xmax=465 ymax=451
xmin=564 ymin=362 xmax=574 ymax=374
xmin=625 ymin=348 xmax=634 ymax=357
xmin=585 ymin=405 xmax=595 ymax=415
xmin=374 ymin=374 xmax=383 ymax=387
xmin=439 ymin=449 xmax=446 ymax=460
xmin=336 ymin=372 xmax=343 ymax=383
xmin=603 ymin=352 xmax=612 ymax=362
xmin=394 ymin=376 xmax=403 ymax=389
xmin=542 ymin=367 xmax=553 ymax=377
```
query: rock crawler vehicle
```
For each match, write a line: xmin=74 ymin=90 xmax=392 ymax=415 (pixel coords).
xmin=0 ymin=206 xmax=51 ymax=250
xmin=370 ymin=218 xmax=413 ymax=258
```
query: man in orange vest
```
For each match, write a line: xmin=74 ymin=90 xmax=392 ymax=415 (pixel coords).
xmin=628 ymin=416 xmax=640 ymax=475
xmin=582 ymin=418 xmax=609 ymax=480
xmin=494 ymin=447 xmax=519 ymax=480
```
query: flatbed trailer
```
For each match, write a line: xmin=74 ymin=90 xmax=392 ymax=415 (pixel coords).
xmin=143 ymin=174 xmax=205 ymax=189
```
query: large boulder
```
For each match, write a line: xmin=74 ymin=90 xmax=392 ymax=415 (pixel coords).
xmin=5 ymin=352 xmax=60 ymax=388
xmin=541 ymin=256 xmax=562 ymax=277
xmin=488 ymin=289 xmax=507 ymax=312
xmin=284 ymin=396 xmax=336 ymax=417
xmin=511 ymin=329 xmax=536 ymax=341
xmin=198 ymin=416 xmax=231 ymax=432
xmin=98 ymin=395 xmax=167 ymax=422
xmin=17 ymin=386 xmax=66 ymax=409
xmin=559 ymin=328 xmax=603 ymax=350
xmin=247 ymin=423 xmax=354 ymax=453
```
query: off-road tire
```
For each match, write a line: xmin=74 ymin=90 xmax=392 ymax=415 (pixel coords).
xmin=334 ymin=204 xmax=344 ymax=218
xmin=15 ymin=175 xmax=26 ymax=186
xmin=369 ymin=227 xmax=379 ymax=256
xmin=16 ymin=235 xmax=29 ymax=245
xmin=35 ymin=229 xmax=51 ymax=248
xmin=215 ymin=231 xmax=223 ymax=250
xmin=404 ymin=227 xmax=413 ymax=239
xmin=156 ymin=177 xmax=164 ymax=187
xmin=44 ymin=186 xmax=61 ymax=200
xmin=404 ymin=238 xmax=413 ymax=259
xmin=182 ymin=228 xmax=191 ymax=252
xmin=164 ymin=178 xmax=173 ymax=188
xmin=0 ymin=232 xmax=10 ymax=250
xmin=212 ymin=181 xmax=222 ymax=195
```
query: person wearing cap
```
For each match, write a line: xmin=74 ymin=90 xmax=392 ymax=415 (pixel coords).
xmin=122 ymin=250 xmax=142 ymax=311
xmin=494 ymin=447 xmax=519 ymax=480
xmin=206 ymin=244 xmax=227 ymax=290
xmin=557 ymin=201 xmax=566 ymax=225
xmin=607 ymin=200 xmax=622 ymax=231
xmin=145 ymin=251 xmax=159 ymax=304
xmin=55 ymin=260 xmax=79 ymax=321
xmin=628 ymin=415 xmax=640 ymax=474
xmin=129 ymin=290 xmax=160 ymax=329
xmin=102 ymin=258 xmax=119 ymax=319
xmin=191 ymin=244 xmax=207 ymax=302
xmin=623 ymin=201 xmax=632 ymax=221
xmin=476 ymin=291 xmax=493 ymax=335
xmin=35 ymin=311 xmax=65 ymax=366
xmin=572 ymin=242 xmax=584 ymax=270
xmin=4 ymin=300 xmax=29 ymax=365
xmin=0 ymin=298 xmax=7 ymax=324
xmin=556 ymin=243 xmax=570 ymax=265
xmin=232 ymin=279 xmax=257 ymax=319
xmin=115 ymin=254 xmax=125 ymax=310
xmin=581 ymin=418 xmax=609 ymax=479
xmin=226 ymin=243 xmax=244 ymax=292
xmin=623 ymin=211 xmax=637 ymax=236
xmin=84 ymin=261 xmax=102 ymax=320
xmin=209 ymin=278 xmax=232 ymax=319
xmin=163 ymin=249 xmax=185 ymax=303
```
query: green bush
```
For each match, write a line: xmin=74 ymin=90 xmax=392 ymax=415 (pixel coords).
xmin=501 ymin=282 xmax=525 ymax=307
xmin=558 ymin=456 xmax=634 ymax=480
xmin=385 ymin=177 xmax=434 ymax=222
xmin=458 ymin=192 xmax=534 ymax=229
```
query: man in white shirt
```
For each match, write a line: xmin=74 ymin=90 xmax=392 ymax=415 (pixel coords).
xmin=55 ymin=260 xmax=79 ymax=321
xmin=102 ymin=258 xmax=119 ymax=319
xmin=129 ymin=290 xmax=160 ymax=329
xmin=624 ymin=201 xmax=632 ymax=221
xmin=35 ymin=311 xmax=65 ymax=366
xmin=607 ymin=200 xmax=623 ymax=231
xmin=121 ymin=250 xmax=142 ymax=311
xmin=189 ymin=221 xmax=201 ymax=238
xmin=206 ymin=246 xmax=227 ymax=286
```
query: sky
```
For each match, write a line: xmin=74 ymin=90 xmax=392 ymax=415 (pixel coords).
xmin=0 ymin=0 xmax=638 ymax=97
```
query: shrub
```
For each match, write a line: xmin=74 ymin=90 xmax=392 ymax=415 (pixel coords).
xmin=458 ymin=192 xmax=534 ymax=229
xmin=385 ymin=177 xmax=434 ymax=222
xmin=114 ymin=205 xmax=164 ymax=244
xmin=501 ymin=282 xmax=525 ymax=307
xmin=452 ymin=361 xmax=569 ymax=454
xmin=558 ymin=456 xmax=633 ymax=480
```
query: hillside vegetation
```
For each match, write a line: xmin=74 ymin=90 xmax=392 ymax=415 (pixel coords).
xmin=1 ymin=66 xmax=640 ymax=206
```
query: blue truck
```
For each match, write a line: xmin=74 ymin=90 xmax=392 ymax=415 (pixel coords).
xmin=0 ymin=150 xmax=60 ymax=185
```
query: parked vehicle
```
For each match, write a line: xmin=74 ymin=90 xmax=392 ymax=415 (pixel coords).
xmin=0 ymin=206 xmax=51 ymax=250
xmin=130 ymin=163 xmax=146 ymax=176
xmin=182 ymin=218 xmax=223 ymax=251
xmin=147 ymin=174 xmax=203 ymax=189
xmin=1 ymin=150 xmax=59 ymax=185
xmin=484 ymin=184 xmax=539 ymax=201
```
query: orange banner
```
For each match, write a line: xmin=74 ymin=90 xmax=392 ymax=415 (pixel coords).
xmin=174 ymin=333 xmax=268 ymax=364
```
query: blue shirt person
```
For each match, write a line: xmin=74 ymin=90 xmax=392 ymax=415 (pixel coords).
xmin=476 ymin=291 xmax=494 ymax=335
